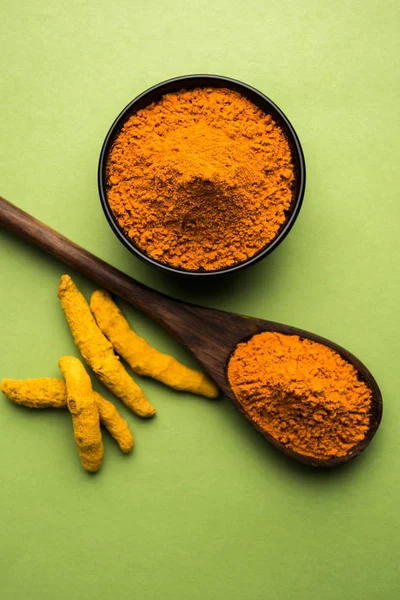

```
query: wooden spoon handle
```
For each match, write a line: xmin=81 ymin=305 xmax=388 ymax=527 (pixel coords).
xmin=0 ymin=196 xmax=191 ymax=333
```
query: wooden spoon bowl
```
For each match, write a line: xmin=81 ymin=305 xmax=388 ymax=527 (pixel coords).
xmin=0 ymin=196 xmax=382 ymax=467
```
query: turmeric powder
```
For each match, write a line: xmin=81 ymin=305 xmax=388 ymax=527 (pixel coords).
xmin=106 ymin=87 xmax=294 ymax=271
xmin=90 ymin=289 xmax=219 ymax=398
xmin=58 ymin=275 xmax=156 ymax=418
xmin=58 ymin=356 xmax=104 ymax=472
xmin=1 ymin=377 xmax=134 ymax=454
xmin=227 ymin=332 xmax=372 ymax=460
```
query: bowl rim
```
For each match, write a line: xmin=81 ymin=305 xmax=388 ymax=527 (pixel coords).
xmin=98 ymin=73 xmax=306 ymax=277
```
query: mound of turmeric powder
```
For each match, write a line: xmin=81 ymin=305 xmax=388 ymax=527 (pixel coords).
xmin=227 ymin=332 xmax=372 ymax=460
xmin=106 ymin=87 xmax=294 ymax=271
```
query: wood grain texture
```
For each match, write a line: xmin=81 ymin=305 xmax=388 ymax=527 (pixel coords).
xmin=0 ymin=196 xmax=383 ymax=467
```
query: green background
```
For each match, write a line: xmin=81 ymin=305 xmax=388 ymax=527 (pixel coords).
xmin=1 ymin=1 xmax=399 ymax=598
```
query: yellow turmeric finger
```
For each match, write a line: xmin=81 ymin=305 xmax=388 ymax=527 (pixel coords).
xmin=90 ymin=289 xmax=219 ymax=399
xmin=58 ymin=356 xmax=104 ymax=472
xmin=1 ymin=377 xmax=134 ymax=454
xmin=94 ymin=392 xmax=134 ymax=453
xmin=1 ymin=377 xmax=66 ymax=408
xmin=58 ymin=275 xmax=155 ymax=418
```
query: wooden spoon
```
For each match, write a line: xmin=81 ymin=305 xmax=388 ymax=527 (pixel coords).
xmin=0 ymin=196 xmax=382 ymax=467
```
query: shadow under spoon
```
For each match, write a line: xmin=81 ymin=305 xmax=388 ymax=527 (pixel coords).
xmin=0 ymin=196 xmax=382 ymax=467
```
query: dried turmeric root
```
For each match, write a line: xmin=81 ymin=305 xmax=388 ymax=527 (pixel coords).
xmin=1 ymin=377 xmax=134 ymax=454
xmin=59 ymin=356 xmax=104 ymax=472
xmin=95 ymin=392 xmax=133 ymax=453
xmin=58 ymin=275 xmax=155 ymax=418
xmin=90 ymin=290 xmax=219 ymax=399
xmin=1 ymin=378 xmax=66 ymax=408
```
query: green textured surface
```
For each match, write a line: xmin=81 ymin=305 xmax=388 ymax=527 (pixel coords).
xmin=0 ymin=1 xmax=399 ymax=599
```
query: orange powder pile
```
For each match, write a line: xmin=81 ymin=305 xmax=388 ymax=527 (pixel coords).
xmin=106 ymin=87 xmax=294 ymax=271
xmin=227 ymin=332 xmax=372 ymax=460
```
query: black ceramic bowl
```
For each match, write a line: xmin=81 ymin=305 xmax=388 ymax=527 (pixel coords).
xmin=98 ymin=74 xmax=306 ymax=277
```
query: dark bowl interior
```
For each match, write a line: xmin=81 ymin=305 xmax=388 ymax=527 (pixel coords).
xmin=98 ymin=74 xmax=306 ymax=277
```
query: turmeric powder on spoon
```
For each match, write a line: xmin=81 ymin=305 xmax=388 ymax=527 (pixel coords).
xmin=228 ymin=332 xmax=372 ymax=460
